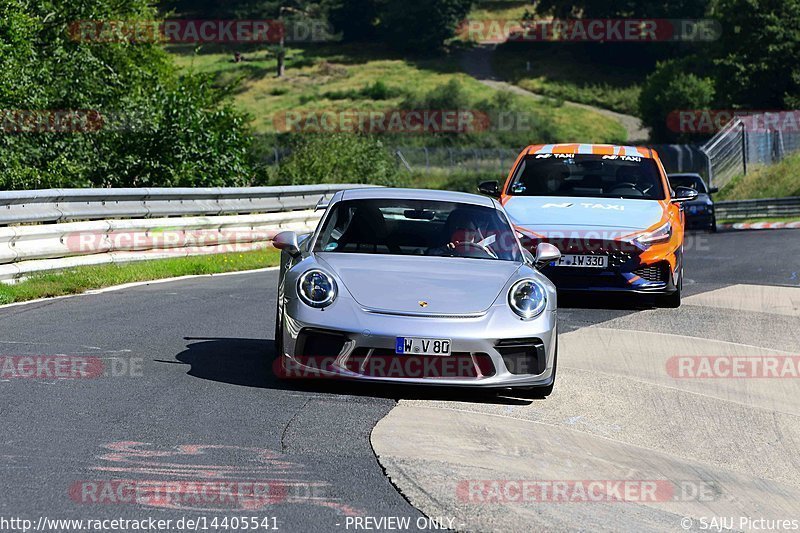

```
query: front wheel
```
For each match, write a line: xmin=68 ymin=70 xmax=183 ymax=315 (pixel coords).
xmin=657 ymin=289 xmax=681 ymax=308
xmin=273 ymin=308 xmax=284 ymax=360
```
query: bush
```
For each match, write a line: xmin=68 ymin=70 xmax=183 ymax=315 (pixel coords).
xmin=0 ymin=0 xmax=256 ymax=189
xmin=274 ymin=133 xmax=402 ymax=186
xmin=323 ymin=81 xmax=402 ymax=101
xmin=638 ymin=59 xmax=715 ymax=142
xmin=379 ymin=0 xmax=473 ymax=53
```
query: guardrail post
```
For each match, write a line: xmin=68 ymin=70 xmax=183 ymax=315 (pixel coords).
xmin=741 ymin=121 xmax=747 ymax=175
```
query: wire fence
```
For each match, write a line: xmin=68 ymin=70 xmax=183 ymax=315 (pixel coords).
xmin=701 ymin=113 xmax=800 ymax=188
xmin=261 ymin=144 xmax=708 ymax=176
xmin=392 ymin=147 xmax=519 ymax=174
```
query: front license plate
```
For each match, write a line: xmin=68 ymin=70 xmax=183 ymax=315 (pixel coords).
xmin=395 ymin=337 xmax=451 ymax=356
xmin=553 ymin=254 xmax=609 ymax=268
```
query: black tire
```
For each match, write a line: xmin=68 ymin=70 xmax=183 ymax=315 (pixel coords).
xmin=273 ymin=308 xmax=284 ymax=361
xmin=658 ymin=289 xmax=681 ymax=308
xmin=658 ymin=253 xmax=683 ymax=308
xmin=709 ymin=215 xmax=717 ymax=233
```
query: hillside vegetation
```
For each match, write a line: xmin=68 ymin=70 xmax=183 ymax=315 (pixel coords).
xmin=717 ymin=152 xmax=800 ymax=201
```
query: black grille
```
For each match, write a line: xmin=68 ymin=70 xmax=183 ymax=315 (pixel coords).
xmin=633 ymin=262 xmax=669 ymax=282
xmin=349 ymin=348 xmax=494 ymax=378
xmin=523 ymin=237 xmax=636 ymax=268
xmin=295 ymin=329 xmax=346 ymax=358
xmin=496 ymin=338 xmax=546 ymax=375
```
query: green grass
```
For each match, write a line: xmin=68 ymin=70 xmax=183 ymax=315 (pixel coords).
xmin=718 ymin=216 xmax=800 ymax=224
xmin=492 ymin=43 xmax=644 ymax=116
xmin=716 ymin=151 xmax=800 ymax=201
xmin=169 ymin=43 xmax=626 ymax=144
xmin=0 ymin=249 xmax=280 ymax=305
xmin=404 ymin=169 xmax=505 ymax=192
xmin=467 ymin=0 xmax=535 ymax=21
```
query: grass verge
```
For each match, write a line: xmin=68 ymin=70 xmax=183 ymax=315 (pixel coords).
xmin=719 ymin=216 xmax=800 ymax=224
xmin=169 ymin=43 xmax=626 ymax=145
xmin=492 ymin=42 xmax=645 ymax=117
xmin=716 ymin=151 xmax=800 ymax=201
xmin=0 ymin=249 xmax=281 ymax=306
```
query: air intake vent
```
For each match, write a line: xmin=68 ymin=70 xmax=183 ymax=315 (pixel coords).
xmin=633 ymin=262 xmax=669 ymax=282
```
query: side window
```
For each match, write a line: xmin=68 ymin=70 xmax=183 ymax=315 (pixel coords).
xmin=509 ymin=160 xmax=527 ymax=194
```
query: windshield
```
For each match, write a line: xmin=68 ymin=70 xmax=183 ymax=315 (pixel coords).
xmin=668 ymin=175 xmax=708 ymax=193
xmin=313 ymin=199 xmax=522 ymax=262
xmin=508 ymin=154 xmax=667 ymax=200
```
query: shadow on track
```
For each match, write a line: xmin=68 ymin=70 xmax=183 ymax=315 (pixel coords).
xmin=558 ymin=291 xmax=657 ymax=310
xmin=168 ymin=337 xmax=533 ymax=406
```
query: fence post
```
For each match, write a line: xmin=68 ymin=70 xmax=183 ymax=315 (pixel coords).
xmin=741 ymin=121 xmax=747 ymax=175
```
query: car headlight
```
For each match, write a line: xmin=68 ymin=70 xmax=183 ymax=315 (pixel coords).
xmin=298 ymin=269 xmax=337 ymax=308
xmin=634 ymin=221 xmax=672 ymax=248
xmin=508 ymin=279 xmax=547 ymax=319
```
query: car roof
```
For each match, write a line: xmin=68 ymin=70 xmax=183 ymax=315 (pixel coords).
xmin=525 ymin=143 xmax=654 ymax=158
xmin=338 ymin=187 xmax=497 ymax=208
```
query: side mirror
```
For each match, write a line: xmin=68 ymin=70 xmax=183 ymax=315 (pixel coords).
xmin=708 ymin=186 xmax=719 ymax=194
xmin=672 ymin=186 xmax=699 ymax=203
xmin=273 ymin=230 xmax=300 ymax=257
xmin=534 ymin=242 xmax=560 ymax=269
xmin=478 ymin=180 xmax=501 ymax=197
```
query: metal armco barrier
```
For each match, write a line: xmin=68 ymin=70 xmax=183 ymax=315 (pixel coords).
xmin=0 ymin=185 xmax=366 ymax=282
xmin=715 ymin=196 xmax=800 ymax=221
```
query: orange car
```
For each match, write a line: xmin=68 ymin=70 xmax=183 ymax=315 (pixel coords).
xmin=478 ymin=144 xmax=699 ymax=307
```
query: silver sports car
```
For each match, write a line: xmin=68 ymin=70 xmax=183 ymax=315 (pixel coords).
xmin=272 ymin=188 xmax=561 ymax=395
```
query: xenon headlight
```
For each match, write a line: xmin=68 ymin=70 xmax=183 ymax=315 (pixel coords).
xmin=298 ymin=269 xmax=337 ymax=308
xmin=634 ymin=221 xmax=672 ymax=248
xmin=508 ymin=279 xmax=547 ymax=319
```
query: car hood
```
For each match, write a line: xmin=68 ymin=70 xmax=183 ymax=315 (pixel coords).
xmin=503 ymin=196 xmax=665 ymax=233
xmin=316 ymin=253 xmax=520 ymax=315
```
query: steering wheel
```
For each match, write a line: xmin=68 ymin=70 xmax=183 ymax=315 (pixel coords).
xmin=448 ymin=241 xmax=497 ymax=259
xmin=610 ymin=182 xmax=647 ymax=196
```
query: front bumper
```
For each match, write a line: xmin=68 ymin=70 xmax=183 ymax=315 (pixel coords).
xmin=278 ymin=297 xmax=557 ymax=388
xmin=521 ymin=238 xmax=681 ymax=295
xmin=684 ymin=213 xmax=715 ymax=230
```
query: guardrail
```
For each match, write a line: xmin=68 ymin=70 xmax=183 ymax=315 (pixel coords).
xmin=715 ymin=197 xmax=800 ymax=221
xmin=0 ymin=185 xmax=367 ymax=282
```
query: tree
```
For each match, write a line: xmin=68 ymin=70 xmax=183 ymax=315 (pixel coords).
xmin=327 ymin=0 xmax=379 ymax=41
xmin=380 ymin=0 xmax=473 ymax=53
xmin=708 ymin=0 xmax=800 ymax=109
xmin=536 ymin=0 xmax=708 ymax=18
xmin=0 ymin=0 xmax=256 ymax=189
xmin=639 ymin=58 xmax=715 ymax=142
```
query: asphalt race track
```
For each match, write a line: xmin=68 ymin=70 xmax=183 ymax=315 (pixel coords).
xmin=0 ymin=229 xmax=798 ymax=532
